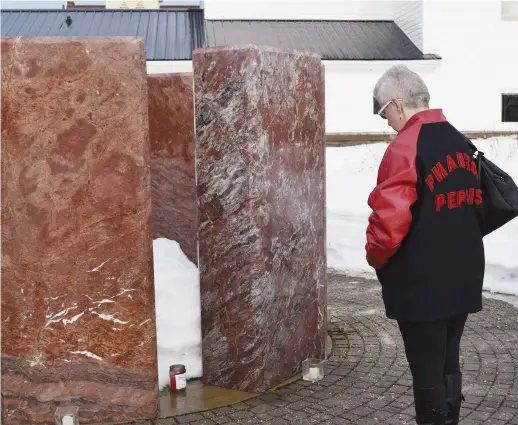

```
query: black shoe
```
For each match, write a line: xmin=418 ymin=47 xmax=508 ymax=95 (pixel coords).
xmin=414 ymin=385 xmax=447 ymax=425
xmin=444 ymin=373 xmax=464 ymax=425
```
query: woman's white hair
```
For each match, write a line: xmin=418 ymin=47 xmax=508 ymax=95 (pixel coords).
xmin=373 ymin=65 xmax=430 ymax=109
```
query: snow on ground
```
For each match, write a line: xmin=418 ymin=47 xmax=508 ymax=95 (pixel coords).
xmin=326 ymin=136 xmax=518 ymax=298
xmin=475 ymin=138 xmax=518 ymax=297
xmin=153 ymin=238 xmax=202 ymax=390
xmin=326 ymin=142 xmax=387 ymax=279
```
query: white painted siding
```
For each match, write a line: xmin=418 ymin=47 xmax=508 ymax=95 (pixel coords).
xmin=394 ymin=1 xmax=423 ymax=50
xmin=147 ymin=61 xmax=193 ymax=74
xmin=422 ymin=0 xmax=518 ymax=132
xmin=324 ymin=60 xmax=441 ymax=134
xmin=203 ymin=0 xmax=393 ymax=20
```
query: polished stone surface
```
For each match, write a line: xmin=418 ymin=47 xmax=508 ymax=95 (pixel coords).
xmin=193 ymin=45 xmax=327 ymax=393
xmin=148 ymin=73 xmax=197 ymax=264
xmin=1 ymin=37 xmax=158 ymax=424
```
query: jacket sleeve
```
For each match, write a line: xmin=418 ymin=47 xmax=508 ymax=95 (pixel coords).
xmin=365 ymin=138 xmax=419 ymax=270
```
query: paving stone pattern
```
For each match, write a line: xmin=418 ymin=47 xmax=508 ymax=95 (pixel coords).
xmin=135 ymin=274 xmax=518 ymax=425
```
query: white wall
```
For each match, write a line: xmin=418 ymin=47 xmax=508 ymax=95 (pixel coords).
xmin=327 ymin=0 xmax=518 ymax=133
xmin=324 ymin=60 xmax=441 ymax=134
xmin=147 ymin=61 xmax=193 ymax=74
xmin=422 ymin=0 xmax=518 ymax=132
xmin=394 ymin=1 xmax=423 ymax=50
xmin=203 ymin=0 xmax=393 ymax=20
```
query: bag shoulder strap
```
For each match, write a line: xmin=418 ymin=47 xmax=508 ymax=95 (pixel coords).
xmin=461 ymin=134 xmax=484 ymax=182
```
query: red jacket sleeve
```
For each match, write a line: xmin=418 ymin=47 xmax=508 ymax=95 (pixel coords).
xmin=365 ymin=130 xmax=420 ymax=270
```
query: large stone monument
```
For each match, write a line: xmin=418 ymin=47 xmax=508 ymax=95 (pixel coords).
xmin=194 ymin=45 xmax=327 ymax=393
xmin=148 ymin=73 xmax=197 ymax=264
xmin=1 ymin=37 xmax=158 ymax=424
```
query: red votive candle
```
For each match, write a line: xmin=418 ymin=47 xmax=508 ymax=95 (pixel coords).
xmin=169 ymin=364 xmax=187 ymax=391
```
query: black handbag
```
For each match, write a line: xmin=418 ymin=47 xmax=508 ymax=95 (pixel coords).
xmin=468 ymin=140 xmax=518 ymax=236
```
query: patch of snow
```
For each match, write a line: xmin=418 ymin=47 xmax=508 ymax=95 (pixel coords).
xmin=474 ymin=138 xmax=518 ymax=298
xmin=326 ymin=142 xmax=387 ymax=278
xmin=326 ymin=136 xmax=518 ymax=298
xmin=483 ymin=292 xmax=518 ymax=308
xmin=153 ymin=238 xmax=202 ymax=390
xmin=381 ymin=332 xmax=395 ymax=346
xmin=357 ymin=308 xmax=378 ymax=316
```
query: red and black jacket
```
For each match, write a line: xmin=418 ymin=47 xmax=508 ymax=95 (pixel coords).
xmin=366 ymin=109 xmax=485 ymax=322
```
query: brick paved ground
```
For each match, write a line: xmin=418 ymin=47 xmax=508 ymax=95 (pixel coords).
xmin=136 ymin=274 xmax=518 ymax=425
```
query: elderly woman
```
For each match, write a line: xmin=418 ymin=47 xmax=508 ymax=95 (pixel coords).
xmin=366 ymin=65 xmax=485 ymax=425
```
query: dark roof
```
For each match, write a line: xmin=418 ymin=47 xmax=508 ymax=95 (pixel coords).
xmin=206 ymin=20 xmax=440 ymax=61
xmin=1 ymin=10 xmax=440 ymax=61
xmin=1 ymin=9 xmax=205 ymax=60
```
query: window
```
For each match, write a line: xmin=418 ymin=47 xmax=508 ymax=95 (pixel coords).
xmin=502 ymin=1 xmax=518 ymax=20
xmin=502 ymin=94 xmax=518 ymax=122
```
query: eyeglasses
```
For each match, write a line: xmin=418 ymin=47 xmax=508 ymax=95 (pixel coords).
xmin=377 ymin=98 xmax=402 ymax=119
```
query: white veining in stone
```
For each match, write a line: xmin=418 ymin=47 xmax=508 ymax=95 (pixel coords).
xmin=91 ymin=311 xmax=130 ymax=325
xmin=70 ymin=351 xmax=103 ymax=361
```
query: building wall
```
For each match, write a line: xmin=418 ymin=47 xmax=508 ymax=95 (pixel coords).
xmin=147 ymin=61 xmax=193 ymax=74
xmin=203 ymin=0 xmax=393 ymax=20
xmin=422 ymin=0 xmax=518 ymax=132
xmin=394 ymin=0 xmax=423 ymax=50
xmin=147 ymin=1 xmax=518 ymax=134
xmin=324 ymin=60 xmax=441 ymax=134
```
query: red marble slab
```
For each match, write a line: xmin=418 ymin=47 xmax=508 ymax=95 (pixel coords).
xmin=148 ymin=73 xmax=197 ymax=264
xmin=193 ymin=45 xmax=327 ymax=393
xmin=1 ymin=37 xmax=158 ymax=424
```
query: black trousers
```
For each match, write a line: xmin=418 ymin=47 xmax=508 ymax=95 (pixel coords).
xmin=397 ymin=313 xmax=468 ymax=389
